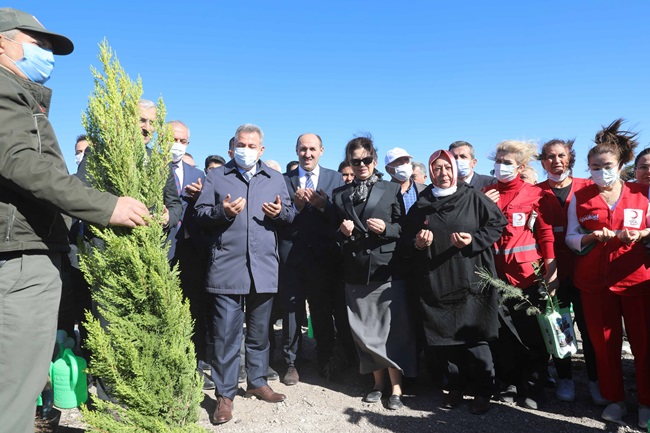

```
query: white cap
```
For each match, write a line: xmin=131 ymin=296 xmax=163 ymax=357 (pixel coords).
xmin=384 ymin=147 xmax=413 ymax=166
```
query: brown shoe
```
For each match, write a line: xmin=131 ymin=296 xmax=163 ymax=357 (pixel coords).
xmin=283 ymin=366 xmax=299 ymax=386
xmin=246 ymin=385 xmax=286 ymax=403
xmin=212 ymin=396 xmax=233 ymax=424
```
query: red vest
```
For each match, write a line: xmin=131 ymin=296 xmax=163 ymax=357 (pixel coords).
xmin=538 ymin=178 xmax=592 ymax=282
xmin=487 ymin=182 xmax=544 ymax=288
xmin=573 ymin=182 xmax=650 ymax=295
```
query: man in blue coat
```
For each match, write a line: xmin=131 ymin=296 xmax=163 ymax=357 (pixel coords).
xmin=195 ymin=124 xmax=294 ymax=425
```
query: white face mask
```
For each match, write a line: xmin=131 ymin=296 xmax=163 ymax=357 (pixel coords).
xmin=547 ymin=170 xmax=569 ymax=183
xmin=494 ymin=163 xmax=519 ymax=183
xmin=171 ymin=143 xmax=187 ymax=163
xmin=456 ymin=159 xmax=472 ymax=178
xmin=390 ymin=163 xmax=413 ymax=182
xmin=590 ymin=167 xmax=619 ymax=187
xmin=234 ymin=147 xmax=259 ymax=170
xmin=74 ymin=153 xmax=84 ymax=166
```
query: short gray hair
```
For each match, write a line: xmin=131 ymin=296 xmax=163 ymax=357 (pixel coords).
xmin=412 ymin=161 xmax=426 ymax=173
xmin=138 ymin=99 xmax=156 ymax=110
xmin=167 ymin=120 xmax=191 ymax=138
xmin=235 ymin=123 xmax=264 ymax=144
xmin=0 ymin=29 xmax=19 ymax=39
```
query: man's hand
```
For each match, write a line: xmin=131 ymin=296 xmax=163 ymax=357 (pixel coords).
xmin=108 ymin=197 xmax=149 ymax=228
xmin=162 ymin=205 xmax=170 ymax=226
xmin=262 ymin=195 xmax=282 ymax=218
xmin=307 ymin=189 xmax=328 ymax=210
xmin=223 ymin=194 xmax=246 ymax=218
xmin=185 ymin=177 xmax=203 ymax=201
xmin=367 ymin=218 xmax=386 ymax=235
xmin=294 ymin=187 xmax=308 ymax=212
xmin=451 ymin=232 xmax=472 ymax=248
xmin=340 ymin=219 xmax=355 ymax=237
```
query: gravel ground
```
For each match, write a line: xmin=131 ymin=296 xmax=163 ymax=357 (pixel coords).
xmin=42 ymin=330 xmax=646 ymax=433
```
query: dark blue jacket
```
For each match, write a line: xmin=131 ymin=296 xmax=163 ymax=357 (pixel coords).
xmin=195 ymin=160 xmax=294 ymax=294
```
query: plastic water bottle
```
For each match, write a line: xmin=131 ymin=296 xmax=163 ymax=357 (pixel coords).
xmin=41 ymin=376 xmax=54 ymax=419
xmin=307 ymin=315 xmax=314 ymax=338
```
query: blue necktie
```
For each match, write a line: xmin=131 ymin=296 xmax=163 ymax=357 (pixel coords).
xmin=304 ymin=172 xmax=314 ymax=209
xmin=172 ymin=163 xmax=181 ymax=196
xmin=305 ymin=171 xmax=314 ymax=190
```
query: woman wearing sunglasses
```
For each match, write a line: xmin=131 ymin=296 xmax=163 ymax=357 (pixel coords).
xmin=330 ymin=135 xmax=417 ymax=410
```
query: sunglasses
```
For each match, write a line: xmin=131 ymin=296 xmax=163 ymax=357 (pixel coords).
xmin=350 ymin=157 xmax=374 ymax=167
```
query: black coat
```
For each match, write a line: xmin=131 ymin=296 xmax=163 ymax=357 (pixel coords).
xmin=401 ymin=183 xmax=506 ymax=345
xmin=331 ymin=180 xmax=404 ymax=285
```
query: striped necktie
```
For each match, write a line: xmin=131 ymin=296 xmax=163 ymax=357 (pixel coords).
xmin=172 ymin=163 xmax=181 ymax=195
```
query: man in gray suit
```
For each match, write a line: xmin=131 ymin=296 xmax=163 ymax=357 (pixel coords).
xmin=278 ymin=133 xmax=352 ymax=385
xmin=448 ymin=140 xmax=497 ymax=190
xmin=384 ymin=147 xmax=426 ymax=213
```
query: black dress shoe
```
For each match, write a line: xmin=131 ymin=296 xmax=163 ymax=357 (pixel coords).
xmin=283 ymin=366 xmax=299 ymax=386
xmin=364 ymin=389 xmax=382 ymax=403
xmin=200 ymin=370 xmax=216 ymax=390
xmin=443 ymin=390 xmax=463 ymax=408
xmin=238 ymin=365 xmax=247 ymax=384
xmin=469 ymin=396 xmax=491 ymax=414
xmin=387 ymin=394 xmax=403 ymax=410
xmin=267 ymin=366 xmax=279 ymax=381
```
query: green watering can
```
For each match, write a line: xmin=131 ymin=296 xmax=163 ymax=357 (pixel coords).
xmin=49 ymin=348 xmax=88 ymax=409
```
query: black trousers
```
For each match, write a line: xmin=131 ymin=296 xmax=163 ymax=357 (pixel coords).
xmin=173 ymin=238 xmax=209 ymax=364
xmin=437 ymin=342 xmax=495 ymax=398
xmin=278 ymin=262 xmax=353 ymax=367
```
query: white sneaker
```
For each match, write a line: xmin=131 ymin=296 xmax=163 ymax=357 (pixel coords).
xmin=556 ymin=379 xmax=575 ymax=402
xmin=639 ymin=404 xmax=650 ymax=429
xmin=602 ymin=401 xmax=627 ymax=424
xmin=589 ymin=381 xmax=609 ymax=406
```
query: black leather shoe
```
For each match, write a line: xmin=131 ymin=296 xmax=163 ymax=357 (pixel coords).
xmin=364 ymin=389 xmax=382 ymax=403
xmin=267 ymin=366 xmax=279 ymax=381
xmin=238 ymin=365 xmax=247 ymax=384
xmin=469 ymin=396 xmax=491 ymax=414
xmin=387 ymin=394 xmax=403 ymax=410
xmin=199 ymin=369 xmax=215 ymax=390
xmin=443 ymin=390 xmax=463 ymax=408
xmin=283 ymin=366 xmax=299 ymax=386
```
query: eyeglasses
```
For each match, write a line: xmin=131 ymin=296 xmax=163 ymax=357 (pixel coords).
xmin=350 ymin=157 xmax=374 ymax=167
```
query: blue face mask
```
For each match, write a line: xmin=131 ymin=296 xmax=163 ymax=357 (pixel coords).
xmin=4 ymin=38 xmax=55 ymax=84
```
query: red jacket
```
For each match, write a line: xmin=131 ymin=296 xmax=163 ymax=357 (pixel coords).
xmin=537 ymin=177 xmax=592 ymax=283
xmin=573 ymin=182 xmax=650 ymax=295
xmin=484 ymin=178 xmax=554 ymax=288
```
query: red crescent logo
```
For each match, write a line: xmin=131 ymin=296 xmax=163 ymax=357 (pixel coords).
xmin=515 ymin=214 xmax=524 ymax=222
xmin=631 ymin=210 xmax=640 ymax=219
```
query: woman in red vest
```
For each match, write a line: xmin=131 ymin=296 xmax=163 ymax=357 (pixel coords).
xmin=536 ymin=139 xmax=604 ymax=405
xmin=566 ymin=119 xmax=650 ymax=428
xmin=483 ymin=140 xmax=557 ymax=410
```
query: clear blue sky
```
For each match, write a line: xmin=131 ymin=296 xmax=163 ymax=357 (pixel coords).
xmin=13 ymin=1 xmax=650 ymax=178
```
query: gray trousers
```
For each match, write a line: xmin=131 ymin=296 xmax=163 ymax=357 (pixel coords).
xmin=0 ymin=252 xmax=62 ymax=433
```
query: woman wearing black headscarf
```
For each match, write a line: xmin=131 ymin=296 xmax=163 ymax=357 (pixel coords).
xmin=402 ymin=149 xmax=506 ymax=414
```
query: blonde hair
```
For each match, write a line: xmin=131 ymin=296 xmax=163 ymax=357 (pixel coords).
xmin=490 ymin=140 xmax=539 ymax=166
